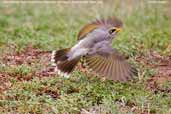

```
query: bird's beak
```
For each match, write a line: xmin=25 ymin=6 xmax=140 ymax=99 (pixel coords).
xmin=115 ymin=28 xmax=122 ymax=33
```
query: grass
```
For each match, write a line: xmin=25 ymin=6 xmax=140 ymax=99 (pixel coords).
xmin=0 ymin=1 xmax=171 ymax=114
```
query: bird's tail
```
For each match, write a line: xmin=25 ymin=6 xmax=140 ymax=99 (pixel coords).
xmin=51 ymin=48 xmax=80 ymax=77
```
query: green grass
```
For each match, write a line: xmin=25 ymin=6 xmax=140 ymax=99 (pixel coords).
xmin=0 ymin=1 xmax=171 ymax=114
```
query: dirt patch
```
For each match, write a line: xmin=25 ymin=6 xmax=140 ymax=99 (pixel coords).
xmin=2 ymin=44 xmax=51 ymax=66
xmin=1 ymin=44 xmax=56 ymax=77
xmin=36 ymin=86 xmax=60 ymax=99
xmin=146 ymin=66 xmax=171 ymax=93
xmin=135 ymin=51 xmax=171 ymax=68
xmin=1 ymin=45 xmax=171 ymax=94
xmin=136 ymin=51 xmax=171 ymax=93
xmin=0 ymin=73 xmax=11 ymax=95
xmin=0 ymin=44 xmax=57 ymax=93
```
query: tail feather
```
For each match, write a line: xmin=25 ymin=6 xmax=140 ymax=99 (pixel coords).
xmin=51 ymin=48 xmax=80 ymax=78
xmin=51 ymin=48 xmax=70 ymax=65
xmin=57 ymin=58 xmax=80 ymax=73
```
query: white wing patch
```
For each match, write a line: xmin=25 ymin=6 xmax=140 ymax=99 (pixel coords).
xmin=55 ymin=66 xmax=70 ymax=78
xmin=51 ymin=50 xmax=57 ymax=66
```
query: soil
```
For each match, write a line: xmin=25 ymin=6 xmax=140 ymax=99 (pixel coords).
xmin=136 ymin=50 xmax=171 ymax=93
xmin=0 ymin=44 xmax=56 ymax=94
xmin=1 ymin=45 xmax=171 ymax=96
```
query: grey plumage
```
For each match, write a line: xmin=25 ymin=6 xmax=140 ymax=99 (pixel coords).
xmin=51 ymin=16 xmax=137 ymax=81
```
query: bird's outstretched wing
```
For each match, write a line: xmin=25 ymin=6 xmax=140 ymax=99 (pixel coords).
xmin=82 ymin=49 xmax=137 ymax=82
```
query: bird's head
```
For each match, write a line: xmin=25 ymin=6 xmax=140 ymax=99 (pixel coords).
xmin=78 ymin=16 xmax=123 ymax=40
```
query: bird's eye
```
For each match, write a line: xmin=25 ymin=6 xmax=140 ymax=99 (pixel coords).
xmin=109 ymin=28 xmax=116 ymax=34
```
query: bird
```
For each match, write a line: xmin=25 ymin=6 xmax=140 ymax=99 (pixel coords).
xmin=51 ymin=16 xmax=137 ymax=81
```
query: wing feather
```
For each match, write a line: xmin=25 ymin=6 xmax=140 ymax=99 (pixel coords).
xmin=83 ymin=50 xmax=137 ymax=81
